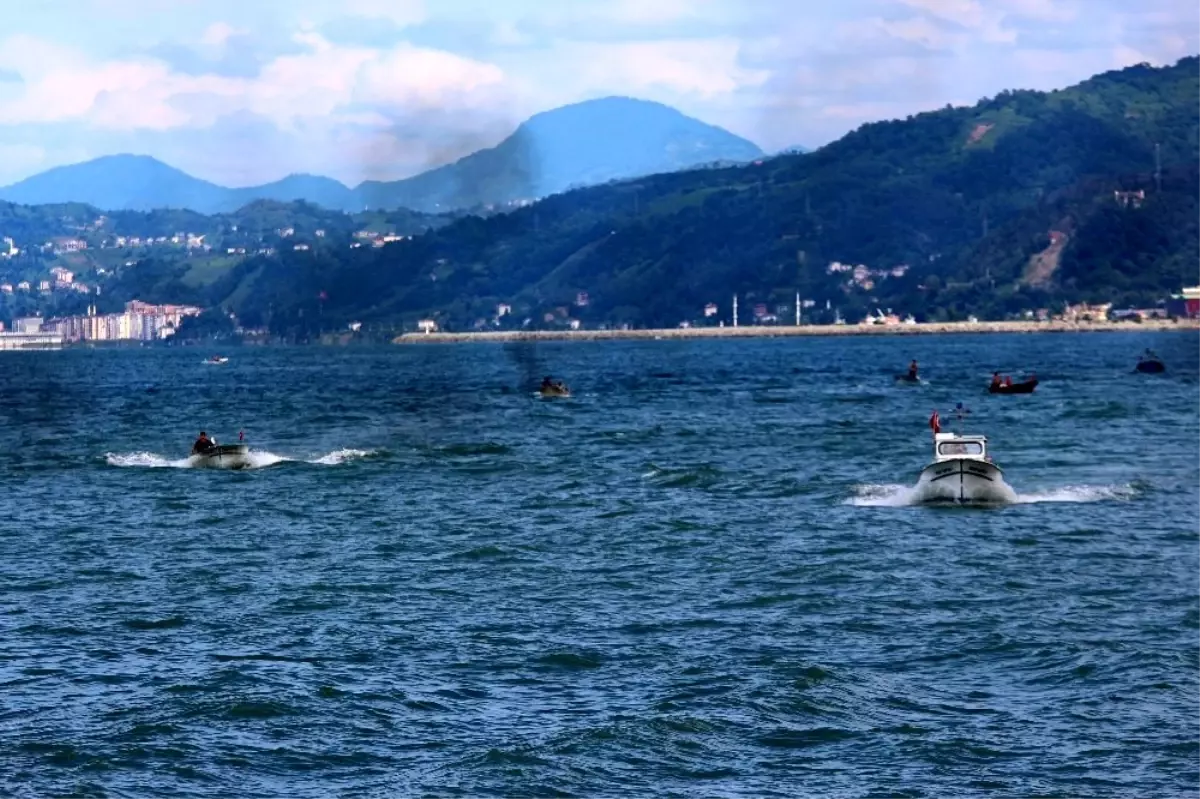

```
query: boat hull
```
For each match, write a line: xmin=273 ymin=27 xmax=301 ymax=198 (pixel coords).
xmin=1136 ymin=360 xmax=1165 ymax=373
xmin=190 ymin=443 xmax=251 ymax=470
xmin=914 ymin=458 xmax=1012 ymax=504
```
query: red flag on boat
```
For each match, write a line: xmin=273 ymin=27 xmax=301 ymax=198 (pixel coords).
xmin=929 ymin=410 xmax=940 ymax=434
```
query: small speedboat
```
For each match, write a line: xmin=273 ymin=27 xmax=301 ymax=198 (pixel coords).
xmin=190 ymin=443 xmax=251 ymax=469
xmin=538 ymin=378 xmax=571 ymax=398
xmin=895 ymin=373 xmax=921 ymax=384
xmin=989 ymin=376 xmax=1038 ymax=394
xmin=1135 ymin=352 xmax=1165 ymax=373
xmin=204 ymin=356 xmax=228 ymax=365
xmin=914 ymin=431 xmax=1013 ymax=504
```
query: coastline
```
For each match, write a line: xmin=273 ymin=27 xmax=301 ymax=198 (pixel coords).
xmin=394 ymin=319 xmax=1200 ymax=344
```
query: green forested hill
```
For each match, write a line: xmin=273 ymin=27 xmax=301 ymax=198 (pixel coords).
xmin=7 ymin=57 xmax=1197 ymax=335
xmin=224 ymin=56 xmax=1196 ymax=335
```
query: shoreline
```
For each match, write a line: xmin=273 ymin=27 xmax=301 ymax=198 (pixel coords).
xmin=394 ymin=319 xmax=1200 ymax=344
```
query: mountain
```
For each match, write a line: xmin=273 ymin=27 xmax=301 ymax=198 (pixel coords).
xmin=231 ymin=174 xmax=356 ymax=210
xmin=8 ymin=57 xmax=1196 ymax=335
xmin=199 ymin=56 xmax=1193 ymax=334
xmin=0 ymin=98 xmax=762 ymax=214
xmin=358 ymin=97 xmax=764 ymax=212
xmin=0 ymin=155 xmax=233 ymax=213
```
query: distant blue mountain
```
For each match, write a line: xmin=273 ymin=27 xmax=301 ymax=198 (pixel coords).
xmin=0 ymin=97 xmax=763 ymax=214
xmin=232 ymin=173 xmax=356 ymax=210
xmin=359 ymin=96 xmax=764 ymax=211
xmin=0 ymin=154 xmax=232 ymax=213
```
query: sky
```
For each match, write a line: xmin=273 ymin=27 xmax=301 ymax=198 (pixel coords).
xmin=0 ymin=0 xmax=1195 ymax=187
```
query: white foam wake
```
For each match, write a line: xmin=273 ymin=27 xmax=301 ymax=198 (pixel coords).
xmin=308 ymin=448 xmax=374 ymax=465
xmin=847 ymin=483 xmax=920 ymax=507
xmin=104 ymin=448 xmax=376 ymax=470
xmin=1013 ymin=484 xmax=1139 ymax=504
xmin=105 ymin=451 xmax=194 ymax=469
xmin=847 ymin=482 xmax=1138 ymax=507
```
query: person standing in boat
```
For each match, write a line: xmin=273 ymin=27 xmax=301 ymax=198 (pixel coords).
xmin=990 ymin=372 xmax=1002 ymax=389
xmin=907 ymin=360 xmax=919 ymax=380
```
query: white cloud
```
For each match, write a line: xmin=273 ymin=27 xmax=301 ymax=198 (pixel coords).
xmin=0 ymin=31 xmax=508 ymax=132
xmin=355 ymin=44 xmax=505 ymax=108
xmin=1001 ymin=0 xmax=1079 ymax=23
xmin=605 ymin=0 xmax=711 ymax=24
xmin=199 ymin=21 xmax=245 ymax=47
xmin=342 ymin=0 xmax=426 ymax=27
xmin=489 ymin=20 xmax=533 ymax=48
xmin=551 ymin=38 xmax=770 ymax=99
xmin=897 ymin=0 xmax=987 ymax=28
xmin=889 ymin=0 xmax=1081 ymax=45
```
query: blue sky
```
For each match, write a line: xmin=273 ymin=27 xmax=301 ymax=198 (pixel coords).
xmin=0 ymin=0 xmax=1194 ymax=187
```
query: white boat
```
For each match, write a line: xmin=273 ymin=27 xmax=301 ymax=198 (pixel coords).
xmin=204 ymin=356 xmax=228 ymax=365
xmin=913 ymin=431 xmax=1013 ymax=504
xmin=190 ymin=443 xmax=251 ymax=469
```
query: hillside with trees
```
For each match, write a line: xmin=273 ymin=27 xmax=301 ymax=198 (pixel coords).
xmin=5 ymin=58 xmax=1197 ymax=338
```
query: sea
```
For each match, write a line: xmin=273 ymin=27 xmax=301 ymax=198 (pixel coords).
xmin=1 ymin=331 xmax=1197 ymax=798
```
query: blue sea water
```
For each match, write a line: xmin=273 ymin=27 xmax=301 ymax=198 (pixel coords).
xmin=0 ymin=331 xmax=1197 ymax=797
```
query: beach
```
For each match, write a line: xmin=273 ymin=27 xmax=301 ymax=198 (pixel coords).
xmin=394 ymin=318 xmax=1200 ymax=344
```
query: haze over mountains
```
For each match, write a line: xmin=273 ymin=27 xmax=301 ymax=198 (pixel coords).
xmin=0 ymin=97 xmax=763 ymax=215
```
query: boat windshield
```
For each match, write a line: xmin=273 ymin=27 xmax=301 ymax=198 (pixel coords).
xmin=939 ymin=440 xmax=984 ymax=457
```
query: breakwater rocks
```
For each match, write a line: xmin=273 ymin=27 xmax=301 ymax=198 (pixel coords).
xmin=394 ymin=319 xmax=1199 ymax=344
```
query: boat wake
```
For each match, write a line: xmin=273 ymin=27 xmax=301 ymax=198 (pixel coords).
xmin=847 ymin=481 xmax=1138 ymax=507
xmin=104 ymin=448 xmax=375 ymax=470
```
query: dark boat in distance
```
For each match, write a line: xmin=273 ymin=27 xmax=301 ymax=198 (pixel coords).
xmin=1135 ymin=350 xmax=1166 ymax=373
xmin=989 ymin=376 xmax=1038 ymax=394
xmin=539 ymin=377 xmax=571 ymax=398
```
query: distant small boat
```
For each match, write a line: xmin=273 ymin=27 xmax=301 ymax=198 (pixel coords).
xmin=539 ymin=379 xmax=571 ymax=398
xmin=190 ymin=443 xmax=250 ymax=469
xmin=895 ymin=373 xmax=921 ymax=384
xmin=1135 ymin=352 xmax=1165 ymax=373
xmin=204 ymin=356 xmax=228 ymax=365
xmin=989 ymin=377 xmax=1038 ymax=394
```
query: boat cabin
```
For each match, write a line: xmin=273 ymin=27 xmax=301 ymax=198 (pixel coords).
xmin=933 ymin=432 xmax=989 ymax=462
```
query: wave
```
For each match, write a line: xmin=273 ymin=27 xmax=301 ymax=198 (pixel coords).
xmin=104 ymin=448 xmax=375 ymax=470
xmin=1014 ymin=483 xmax=1139 ymax=503
xmin=847 ymin=481 xmax=1138 ymax=507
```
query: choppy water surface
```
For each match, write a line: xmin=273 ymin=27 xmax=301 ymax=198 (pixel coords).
xmin=1 ymin=332 xmax=1197 ymax=797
